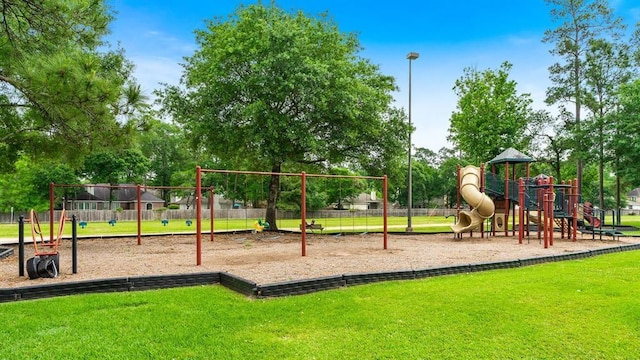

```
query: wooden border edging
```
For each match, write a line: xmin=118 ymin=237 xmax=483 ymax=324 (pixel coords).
xmin=2 ymin=244 xmax=640 ymax=303
xmin=0 ymin=247 xmax=13 ymax=260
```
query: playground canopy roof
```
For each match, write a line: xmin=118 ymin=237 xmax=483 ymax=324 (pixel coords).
xmin=488 ymin=148 xmax=534 ymax=165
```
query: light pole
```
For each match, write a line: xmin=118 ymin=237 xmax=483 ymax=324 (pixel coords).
xmin=406 ymin=51 xmax=418 ymax=232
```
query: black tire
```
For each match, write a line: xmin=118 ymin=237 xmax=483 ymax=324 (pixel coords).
xmin=37 ymin=256 xmax=58 ymax=278
xmin=26 ymin=257 xmax=40 ymax=279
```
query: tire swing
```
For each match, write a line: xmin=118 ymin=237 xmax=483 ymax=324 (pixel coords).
xmin=26 ymin=209 xmax=66 ymax=280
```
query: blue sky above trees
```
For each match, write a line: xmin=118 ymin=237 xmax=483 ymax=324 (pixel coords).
xmin=106 ymin=0 xmax=639 ymax=152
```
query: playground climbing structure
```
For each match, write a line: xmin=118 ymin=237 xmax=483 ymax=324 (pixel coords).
xmin=454 ymin=148 xmax=609 ymax=248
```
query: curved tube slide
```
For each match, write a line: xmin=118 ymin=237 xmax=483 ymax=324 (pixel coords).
xmin=451 ymin=165 xmax=495 ymax=233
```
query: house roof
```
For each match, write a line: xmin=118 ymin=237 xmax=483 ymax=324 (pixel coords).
xmin=488 ymin=148 xmax=534 ymax=164
xmin=72 ymin=185 xmax=164 ymax=203
xmin=73 ymin=192 xmax=102 ymax=201
xmin=174 ymin=196 xmax=213 ymax=206
xmin=628 ymin=188 xmax=640 ymax=197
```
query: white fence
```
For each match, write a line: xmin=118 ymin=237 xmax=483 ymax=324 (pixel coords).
xmin=3 ymin=208 xmax=462 ymax=224
xmin=6 ymin=208 xmax=635 ymax=224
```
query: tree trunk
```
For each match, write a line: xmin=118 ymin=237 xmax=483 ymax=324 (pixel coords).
xmin=574 ymin=49 xmax=583 ymax=196
xmin=265 ymin=163 xmax=281 ymax=230
xmin=616 ymin=173 xmax=621 ymax=225
xmin=615 ymin=160 xmax=621 ymax=210
xmin=554 ymin=147 xmax=562 ymax=181
xmin=598 ymin=134 xmax=605 ymax=209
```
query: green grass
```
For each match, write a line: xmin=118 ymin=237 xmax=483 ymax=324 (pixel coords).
xmin=3 ymin=214 xmax=638 ymax=239
xmin=2 ymin=251 xmax=640 ymax=359
xmin=0 ymin=215 xmax=455 ymax=238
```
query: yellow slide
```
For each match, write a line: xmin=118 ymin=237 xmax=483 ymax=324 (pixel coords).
xmin=451 ymin=165 xmax=495 ymax=233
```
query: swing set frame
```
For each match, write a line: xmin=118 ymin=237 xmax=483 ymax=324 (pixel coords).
xmin=195 ymin=167 xmax=388 ymax=265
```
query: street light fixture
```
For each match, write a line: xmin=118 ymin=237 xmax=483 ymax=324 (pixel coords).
xmin=406 ymin=51 xmax=419 ymax=232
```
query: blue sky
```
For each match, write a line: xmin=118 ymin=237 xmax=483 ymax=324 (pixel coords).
xmin=106 ymin=0 xmax=639 ymax=152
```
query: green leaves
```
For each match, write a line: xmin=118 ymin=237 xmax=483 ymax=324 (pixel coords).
xmin=164 ymin=2 xmax=404 ymax=168
xmin=0 ymin=0 xmax=145 ymax=169
xmin=448 ymin=62 xmax=533 ymax=164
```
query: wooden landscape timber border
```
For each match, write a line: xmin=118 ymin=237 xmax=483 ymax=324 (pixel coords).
xmin=0 ymin=247 xmax=13 ymax=260
xmin=2 ymin=242 xmax=640 ymax=303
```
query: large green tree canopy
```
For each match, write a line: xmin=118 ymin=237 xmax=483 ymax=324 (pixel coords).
xmin=447 ymin=62 xmax=535 ymax=165
xmin=0 ymin=0 xmax=145 ymax=170
xmin=159 ymin=3 xmax=408 ymax=228
xmin=613 ymin=80 xmax=640 ymax=186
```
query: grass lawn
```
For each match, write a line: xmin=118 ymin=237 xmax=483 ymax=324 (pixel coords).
xmin=3 ymin=214 xmax=638 ymax=239
xmin=1 ymin=251 xmax=639 ymax=359
xmin=0 ymin=215 xmax=455 ymax=238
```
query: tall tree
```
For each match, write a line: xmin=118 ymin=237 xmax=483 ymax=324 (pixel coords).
xmin=0 ymin=0 xmax=146 ymax=169
xmin=396 ymin=148 xmax=441 ymax=208
xmin=324 ymin=168 xmax=365 ymax=210
xmin=528 ymin=110 xmax=571 ymax=180
xmin=0 ymin=156 xmax=78 ymax=211
xmin=542 ymin=0 xmax=625 ymax=194
xmin=632 ymin=22 xmax=640 ymax=65
xmin=437 ymin=155 xmax=462 ymax=208
xmin=83 ymin=149 xmax=150 ymax=185
xmin=582 ymin=38 xmax=633 ymax=208
xmin=612 ymin=80 xmax=640 ymax=187
xmin=448 ymin=62 xmax=534 ymax=164
xmin=139 ymin=118 xmax=191 ymax=202
xmin=159 ymin=3 xmax=408 ymax=229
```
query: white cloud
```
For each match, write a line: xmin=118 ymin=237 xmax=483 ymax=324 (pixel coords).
xmin=130 ymin=56 xmax=183 ymax=98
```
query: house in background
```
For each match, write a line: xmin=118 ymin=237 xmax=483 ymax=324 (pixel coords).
xmin=343 ymin=191 xmax=383 ymax=210
xmin=627 ymin=188 xmax=640 ymax=210
xmin=64 ymin=184 xmax=165 ymax=211
xmin=171 ymin=194 xmax=235 ymax=210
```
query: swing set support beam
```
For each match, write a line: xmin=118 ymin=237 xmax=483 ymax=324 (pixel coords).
xmin=195 ymin=167 xmax=388 ymax=265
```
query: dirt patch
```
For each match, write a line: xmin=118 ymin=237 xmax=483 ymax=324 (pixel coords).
xmin=1 ymin=232 xmax=637 ymax=288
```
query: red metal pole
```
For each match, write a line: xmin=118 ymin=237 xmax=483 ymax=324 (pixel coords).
xmin=383 ymin=175 xmax=388 ymax=249
xmin=511 ymin=164 xmax=515 ymax=237
xmin=301 ymin=172 xmax=307 ymax=256
xmin=480 ymin=163 xmax=485 ymax=238
xmin=549 ymin=176 xmax=556 ymax=246
xmin=455 ymin=165 xmax=461 ymax=239
xmin=537 ymin=178 xmax=542 ymax=242
xmin=50 ymin=182 xmax=54 ymax=243
xmin=518 ymin=178 xmax=524 ymax=244
xmin=137 ymin=185 xmax=142 ymax=245
xmin=504 ymin=163 xmax=509 ymax=237
xmin=210 ymin=187 xmax=214 ymax=242
xmin=571 ymin=179 xmax=580 ymax=241
xmin=543 ymin=191 xmax=549 ymax=249
xmin=196 ymin=166 xmax=202 ymax=265
xmin=560 ymin=181 xmax=565 ymax=239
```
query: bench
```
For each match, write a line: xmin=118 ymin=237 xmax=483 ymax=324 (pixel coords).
xmin=300 ymin=221 xmax=324 ymax=233
xmin=580 ymin=227 xmax=624 ymax=240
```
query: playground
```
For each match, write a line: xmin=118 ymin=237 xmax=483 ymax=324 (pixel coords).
xmin=2 ymin=231 xmax=638 ymax=289
xmin=2 ymin=159 xmax=639 ymax=292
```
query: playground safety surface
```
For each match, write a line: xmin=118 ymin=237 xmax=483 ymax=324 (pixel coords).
xmin=1 ymin=232 xmax=638 ymax=291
